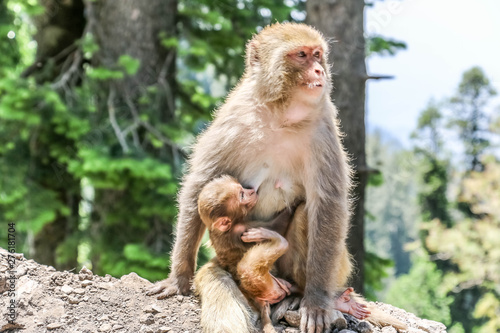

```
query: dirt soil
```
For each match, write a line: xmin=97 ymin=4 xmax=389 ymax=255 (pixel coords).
xmin=0 ymin=248 xmax=446 ymax=333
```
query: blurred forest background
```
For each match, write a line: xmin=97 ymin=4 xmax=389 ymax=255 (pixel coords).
xmin=0 ymin=1 xmax=498 ymax=333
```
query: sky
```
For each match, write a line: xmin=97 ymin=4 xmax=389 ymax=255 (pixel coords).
xmin=365 ymin=0 xmax=500 ymax=147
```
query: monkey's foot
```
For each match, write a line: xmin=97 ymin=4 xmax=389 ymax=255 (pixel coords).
xmin=300 ymin=297 xmax=343 ymax=333
xmin=334 ymin=287 xmax=370 ymax=320
xmin=146 ymin=276 xmax=190 ymax=299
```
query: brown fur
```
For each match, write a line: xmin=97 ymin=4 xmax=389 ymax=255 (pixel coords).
xmin=148 ymin=22 xmax=365 ymax=332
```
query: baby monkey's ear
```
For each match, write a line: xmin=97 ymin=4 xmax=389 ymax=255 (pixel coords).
xmin=213 ymin=217 xmax=232 ymax=232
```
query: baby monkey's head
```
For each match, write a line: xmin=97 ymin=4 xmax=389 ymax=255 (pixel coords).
xmin=198 ymin=175 xmax=257 ymax=232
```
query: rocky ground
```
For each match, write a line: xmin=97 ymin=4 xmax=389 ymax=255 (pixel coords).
xmin=0 ymin=248 xmax=446 ymax=333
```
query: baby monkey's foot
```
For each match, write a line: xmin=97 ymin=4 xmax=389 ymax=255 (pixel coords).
xmin=334 ymin=287 xmax=371 ymax=320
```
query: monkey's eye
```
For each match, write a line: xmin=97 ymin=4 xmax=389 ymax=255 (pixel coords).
xmin=240 ymin=191 xmax=244 ymax=200
xmin=314 ymin=51 xmax=321 ymax=59
xmin=297 ymin=51 xmax=307 ymax=58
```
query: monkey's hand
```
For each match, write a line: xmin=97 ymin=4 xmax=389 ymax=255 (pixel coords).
xmin=146 ymin=275 xmax=191 ymax=299
xmin=299 ymin=296 xmax=347 ymax=333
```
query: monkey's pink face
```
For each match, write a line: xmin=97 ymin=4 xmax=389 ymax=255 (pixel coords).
xmin=288 ymin=46 xmax=326 ymax=98
xmin=239 ymin=186 xmax=258 ymax=211
xmin=232 ymin=183 xmax=258 ymax=212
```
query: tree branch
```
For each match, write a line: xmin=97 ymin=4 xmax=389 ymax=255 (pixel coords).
xmin=364 ymin=74 xmax=395 ymax=81
xmin=108 ymin=87 xmax=130 ymax=153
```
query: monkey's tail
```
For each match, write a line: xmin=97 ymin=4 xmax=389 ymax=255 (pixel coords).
xmin=350 ymin=294 xmax=407 ymax=331
xmin=194 ymin=260 xmax=259 ymax=333
xmin=365 ymin=303 xmax=407 ymax=331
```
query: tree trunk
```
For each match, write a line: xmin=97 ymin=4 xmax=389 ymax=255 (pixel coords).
xmin=91 ymin=0 xmax=177 ymax=114
xmin=28 ymin=0 xmax=86 ymax=270
xmin=85 ymin=0 xmax=178 ymax=272
xmin=306 ymin=0 xmax=367 ymax=294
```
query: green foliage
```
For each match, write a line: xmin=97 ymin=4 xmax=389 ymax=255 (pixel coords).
xmin=364 ymin=251 xmax=393 ymax=301
xmin=386 ymin=258 xmax=454 ymax=328
xmin=412 ymin=102 xmax=452 ymax=226
xmin=366 ymin=35 xmax=407 ymax=57
xmin=448 ymin=67 xmax=497 ymax=172
xmin=0 ymin=72 xmax=80 ymax=254
xmin=425 ymin=159 xmax=500 ymax=332
xmin=417 ymin=154 xmax=451 ymax=227
xmin=365 ymin=131 xmax=419 ymax=278
xmin=118 ymin=55 xmax=141 ymax=76
xmin=404 ymin=67 xmax=500 ymax=332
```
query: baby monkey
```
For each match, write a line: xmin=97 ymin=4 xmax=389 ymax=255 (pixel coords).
xmin=198 ymin=175 xmax=294 ymax=333
xmin=198 ymin=175 xmax=370 ymax=332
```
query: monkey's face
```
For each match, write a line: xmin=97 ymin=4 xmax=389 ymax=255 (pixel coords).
xmin=287 ymin=46 xmax=327 ymax=100
xmin=244 ymin=23 xmax=330 ymax=104
xmin=232 ymin=183 xmax=258 ymax=213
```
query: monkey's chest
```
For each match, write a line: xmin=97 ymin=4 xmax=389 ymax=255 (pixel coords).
xmin=239 ymin=144 xmax=307 ymax=220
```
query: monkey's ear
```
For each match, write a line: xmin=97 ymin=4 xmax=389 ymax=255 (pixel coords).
xmin=213 ymin=217 xmax=232 ymax=232
xmin=245 ymin=40 xmax=260 ymax=68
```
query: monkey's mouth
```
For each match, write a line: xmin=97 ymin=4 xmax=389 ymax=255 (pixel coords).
xmin=302 ymin=81 xmax=323 ymax=89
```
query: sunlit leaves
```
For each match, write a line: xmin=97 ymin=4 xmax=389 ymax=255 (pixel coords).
xmin=118 ymin=55 xmax=141 ymax=76
xmin=425 ymin=158 xmax=500 ymax=332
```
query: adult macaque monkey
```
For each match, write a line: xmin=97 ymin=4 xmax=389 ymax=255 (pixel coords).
xmin=148 ymin=23 xmax=354 ymax=332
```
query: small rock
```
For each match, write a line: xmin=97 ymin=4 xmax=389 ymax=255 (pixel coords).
xmin=61 ymin=285 xmax=73 ymax=294
xmin=356 ymin=321 xmax=373 ymax=333
xmin=274 ymin=325 xmax=286 ymax=333
xmin=78 ymin=266 xmax=93 ymax=280
xmin=98 ymin=315 xmax=110 ymax=321
xmin=17 ymin=279 xmax=39 ymax=295
xmin=10 ymin=252 xmax=24 ymax=260
xmin=120 ymin=272 xmax=151 ymax=288
xmin=284 ymin=328 xmax=300 ymax=333
xmin=47 ymin=323 xmax=63 ymax=329
xmin=100 ymin=282 xmax=114 ymax=290
xmin=81 ymin=280 xmax=93 ymax=287
xmin=73 ymin=288 xmax=85 ymax=295
xmin=79 ymin=266 xmax=93 ymax=275
xmin=176 ymin=295 xmax=184 ymax=302
xmin=284 ymin=311 xmax=300 ymax=327
xmin=418 ymin=319 xmax=446 ymax=333
xmin=100 ymin=295 xmax=110 ymax=302
xmin=68 ymin=296 xmax=80 ymax=304
xmin=139 ymin=325 xmax=154 ymax=333
xmin=83 ymin=296 xmax=89 ymax=302
xmin=145 ymin=304 xmax=162 ymax=314
xmin=113 ymin=324 xmax=125 ymax=330
xmin=338 ymin=330 xmax=356 ymax=333
xmin=140 ymin=314 xmax=155 ymax=325
xmin=15 ymin=266 xmax=27 ymax=277
xmin=157 ymin=327 xmax=171 ymax=333
xmin=99 ymin=323 xmax=112 ymax=332
xmin=47 ymin=266 xmax=56 ymax=272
